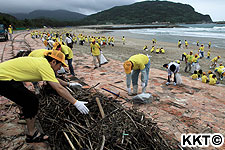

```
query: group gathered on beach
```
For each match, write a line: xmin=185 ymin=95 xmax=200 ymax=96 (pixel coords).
xmin=0 ymin=27 xmax=224 ymax=144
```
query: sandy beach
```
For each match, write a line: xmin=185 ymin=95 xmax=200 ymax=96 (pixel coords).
xmin=71 ymin=27 xmax=225 ymax=85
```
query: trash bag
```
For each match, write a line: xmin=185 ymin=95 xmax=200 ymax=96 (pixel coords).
xmin=132 ymin=93 xmax=152 ymax=104
xmin=196 ymin=63 xmax=201 ymax=70
xmin=176 ymin=73 xmax=182 ymax=85
xmin=100 ymin=53 xmax=108 ymax=65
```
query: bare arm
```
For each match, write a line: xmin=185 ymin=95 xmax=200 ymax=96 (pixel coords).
xmin=57 ymin=78 xmax=69 ymax=87
xmin=48 ymin=81 xmax=76 ymax=104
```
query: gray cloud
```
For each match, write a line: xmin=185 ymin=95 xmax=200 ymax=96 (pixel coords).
xmin=0 ymin=0 xmax=224 ymax=21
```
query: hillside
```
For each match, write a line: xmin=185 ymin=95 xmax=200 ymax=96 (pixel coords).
xmin=80 ymin=1 xmax=212 ymax=25
xmin=11 ymin=9 xmax=86 ymax=21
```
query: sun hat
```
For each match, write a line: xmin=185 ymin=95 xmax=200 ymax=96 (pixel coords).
xmin=49 ymin=50 xmax=68 ymax=67
xmin=123 ymin=60 xmax=132 ymax=74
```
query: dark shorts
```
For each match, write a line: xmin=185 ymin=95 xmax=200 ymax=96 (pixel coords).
xmin=0 ymin=80 xmax=39 ymax=119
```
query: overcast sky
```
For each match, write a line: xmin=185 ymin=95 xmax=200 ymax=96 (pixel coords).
xmin=0 ymin=0 xmax=224 ymax=21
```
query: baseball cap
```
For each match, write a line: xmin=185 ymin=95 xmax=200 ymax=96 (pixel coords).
xmin=49 ymin=50 xmax=68 ymax=67
xmin=123 ymin=60 xmax=132 ymax=74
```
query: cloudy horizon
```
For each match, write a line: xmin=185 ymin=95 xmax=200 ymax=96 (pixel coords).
xmin=0 ymin=0 xmax=224 ymax=21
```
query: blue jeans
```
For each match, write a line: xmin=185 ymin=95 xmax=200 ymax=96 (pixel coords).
xmin=68 ymin=59 xmax=75 ymax=76
xmin=200 ymin=51 xmax=204 ymax=58
xmin=131 ymin=59 xmax=151 ymax=86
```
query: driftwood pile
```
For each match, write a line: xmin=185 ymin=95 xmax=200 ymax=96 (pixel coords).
xmin=38 ymin=85 xmax=176 ymax=150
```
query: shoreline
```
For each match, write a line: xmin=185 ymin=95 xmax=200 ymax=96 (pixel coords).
xmin=73 ymin=27 xmax=225 ymax=85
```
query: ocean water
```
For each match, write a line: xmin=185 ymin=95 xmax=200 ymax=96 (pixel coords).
xmin=122 ymin=24 xmax=225 ymax=49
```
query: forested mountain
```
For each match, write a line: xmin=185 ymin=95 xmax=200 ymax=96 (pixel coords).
xmin=10 ymin=10 xmax=86 ymax=21
xmin=80 ymin=1 xmax=212 ymax=25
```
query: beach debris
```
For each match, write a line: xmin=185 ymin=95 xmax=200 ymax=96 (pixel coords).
xmin=38 ymin=85 xmax=177 ymax=150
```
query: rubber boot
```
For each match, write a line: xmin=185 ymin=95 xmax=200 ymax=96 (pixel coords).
xmin=133 ymin=85 xmax=138 ymax=95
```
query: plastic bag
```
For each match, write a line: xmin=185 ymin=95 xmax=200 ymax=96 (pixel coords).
xmin=176 ymin=73 xmax=182 ymax=85
xmin=132 ymin=93 xmax=152 ymax=104
xmin=100 ymin=53 xmax=108 ymax=65
xmin=196 ymin=63 xmax=201 ymax=70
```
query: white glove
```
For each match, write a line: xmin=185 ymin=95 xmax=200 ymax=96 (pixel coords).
xmin=173 ymin=82 xmax=176 ymax=86
xmin=74 ymin=100 xmax=89 ymax=114
xmin=100 ymin=51 xmax=103 ymax=54
xmin=166 ymin=82 xmax=170 ymax=86
xmin=69 ymin=83 xmax=82 ymax=88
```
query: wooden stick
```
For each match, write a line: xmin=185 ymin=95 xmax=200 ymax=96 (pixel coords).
xmin=100 ymin=135 xmax=105 ymax=150
xmin=63 ymin=131 xmax=76 ymax=150
xmin=96 ymin=97 xmax=105 ymax=118
xmin=108 ymin=83 xmax=127 ymax=92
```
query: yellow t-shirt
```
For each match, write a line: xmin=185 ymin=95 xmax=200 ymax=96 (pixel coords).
xmin=151 ymin=47 xmax=155 ymax=52
xmin=8 ymin=27 xmax=12 ymax=34
xmin=28 ymin=49 xmax=49 ymax=58
xmin=201 ymin=75 xmax=208 ymax=83
xmin=161 ymin=49 xmax=165 ymax=53
xmin=215 ymin=67 xmax=223 ymax=74
xmin=156 ymin=48 xmax=160 ymax=53
xmin=61 ymin=45 xmax=73 ymax=59
xmin=186 ymin=54 xmax=194 ymax=63
xmin=128 ymin=54 xmax=149 ymax=71
xmin=199 ymin=47 xmax=204 ymax=52
xmin=211 ymin=57 xmax=218 ymax=62
xmin=0 ymin=57 xmax=58 ymax=83
xmin=90 ymin=43 xmax=101 ymax=56
xmin=209 ymin=78 xmax=216 ymax=85
xmin=192 ymin=57 xmax=198 ymax=63
xmin=191 ymin=74 xmax=198 ymax=79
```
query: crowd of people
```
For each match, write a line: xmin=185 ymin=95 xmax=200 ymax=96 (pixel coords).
xmin=0 ymin=28 xmax=224 ymax=144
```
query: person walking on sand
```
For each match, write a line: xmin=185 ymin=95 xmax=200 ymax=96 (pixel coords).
xmin=0 ymin=51 xmax=89 ymax=144
xmin=90 ymin=39 xmax=102 ymax=69
xmin=8 ymin=25 xmax=13 ymax=40
xmin=123 ymin=54 xmax=150 ymax=95
xmin=178 ymin=40 xmax=181 ymax=48
xmin=208 ymin=41 xmax=211 ymax=49
xmin=199 ymin=44 xmax=204 ymax=58
xmin=185 ymin=51 xmax=194 ymax=72
xmin=122 ymin=36 xmax=125 ymax=45
xmin=185 ymin=40 xmax=188 ymax=49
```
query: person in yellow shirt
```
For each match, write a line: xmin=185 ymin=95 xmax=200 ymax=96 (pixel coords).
xmin=215 ymin=64 xmax=225 ymax=80
xmin=0 ymin=51 xmax=89 ymax=143
xmin=178 ymin=40 xmax=181 ymax=48
xmin=90 ymin=39 xmax=102 ymax=69
xmin=191 ymin=70 xmax=198 ymax=80
xmin=123 ymin=54 xmax=150 ymax=95
xmin=208 ymin=41 xmax=211 ymax=49
xmin=201 ymin=72 xmax=208 ymax=83
xmin=209 ymin=74 xmax=217 ymax=85
xmin=196 ymin=40 xmax=199 ymax=46
xmin=150 ymin=46 xmax=155 ymax=53
xmin=199 ymin=44 xmax=204 ymax=58
xmin=207 ymin=50 xmax=211 ymax=59
xmin=143 ymin=45 xmax=148 ymax=51
xmin=122 ymin=36 xmax=125 ymax=45
xmin=185 ymin=40 xmax=188 ymax=49
xmin=210 ymin=56 xmax=221 ymax=68
xmin=185 ymin=51 xmax=193 ymax=72
xmin=8 ymin=25 xmax=13 ymax=40
xmin=156 ymin=48 xmax=160 ymax=54
xmin=160 ymin=48 xmax=165 ymax=54
xmin=181 ymin=52 xmax=187 ymax=61
xmin=54 ymin=43 xmax=75 ymax=76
